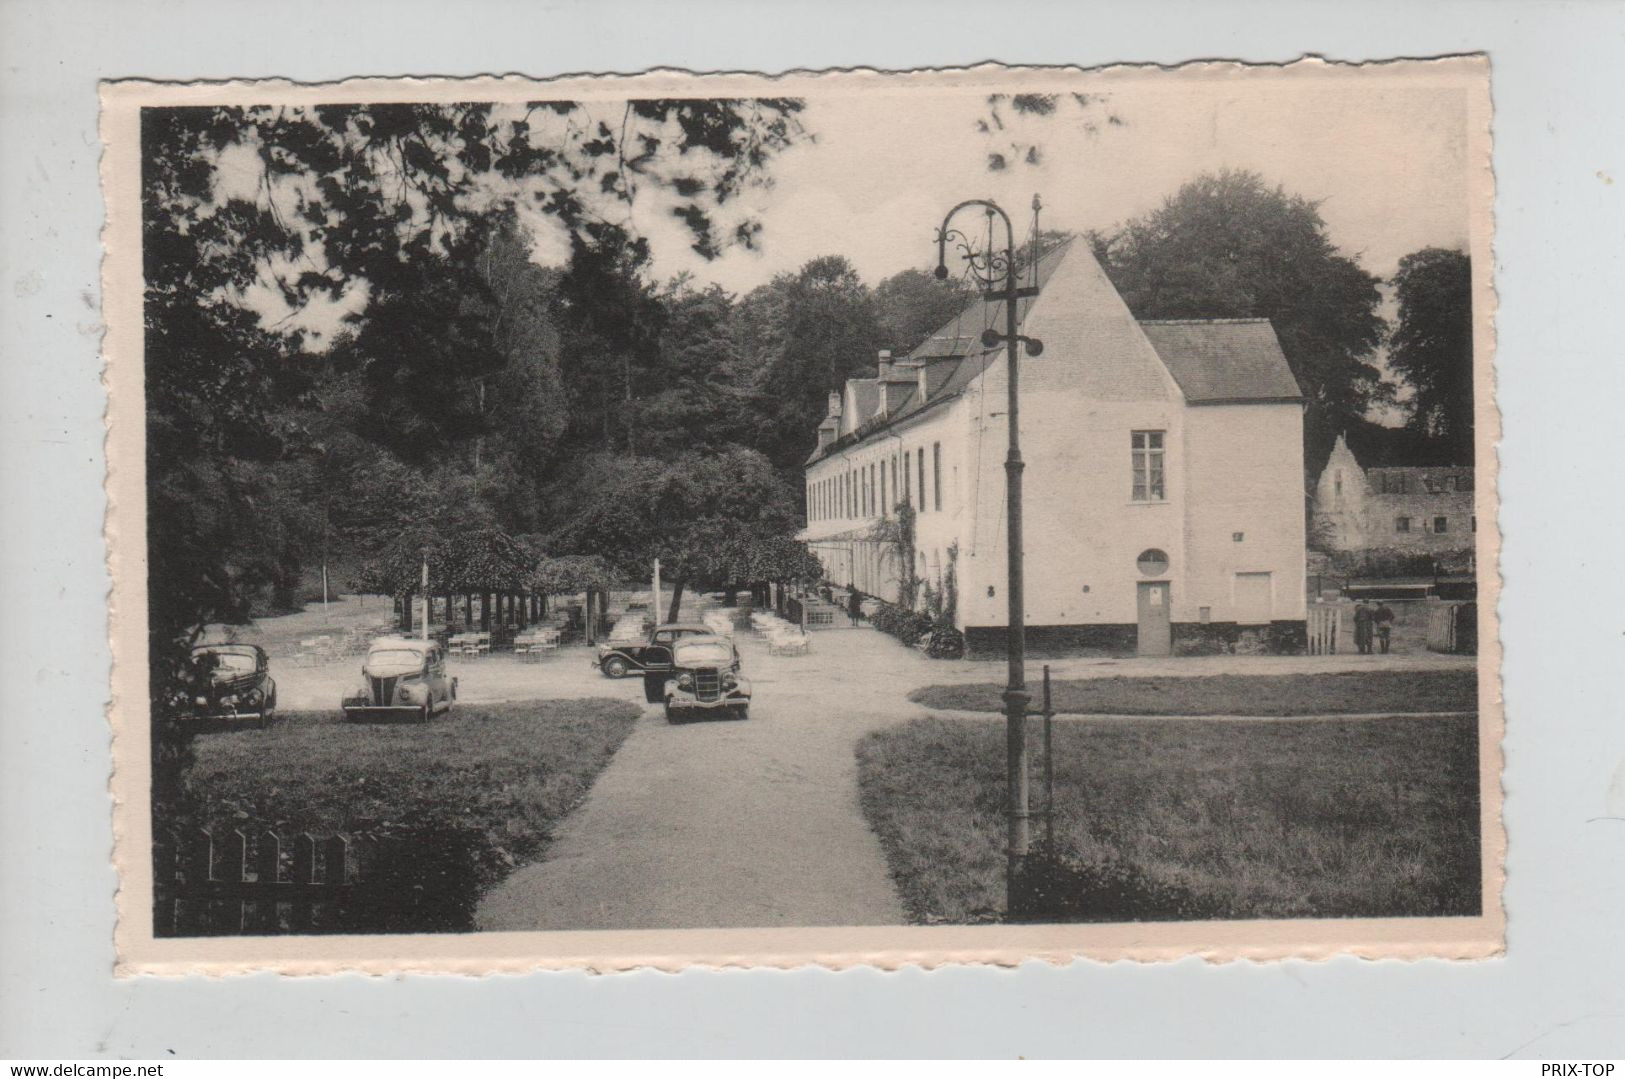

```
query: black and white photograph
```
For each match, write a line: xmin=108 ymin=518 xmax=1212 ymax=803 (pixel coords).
xmin=102 ymin=60 xmax=1499 ymax=971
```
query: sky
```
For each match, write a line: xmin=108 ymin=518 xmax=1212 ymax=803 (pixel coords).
xmin=614 ymin=78 xmax=1472 ymax=295
xmin=214 ymin=71 xmax=1473 ymax=346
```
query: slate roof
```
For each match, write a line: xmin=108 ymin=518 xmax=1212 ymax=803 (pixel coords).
xmin=1136 ymin=319 xmax=1303 ymax=404
xmin=845 ymin=379 xmax=880 ymax=432
xmin=806 ymin=241 xmax=1075 ymax=464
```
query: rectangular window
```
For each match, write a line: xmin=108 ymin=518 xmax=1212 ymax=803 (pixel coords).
xmin=1395 ymin=516 xmax=1411 ymax=533
xmin=870 ymin=463 xmax=877 ymax=516
xmin=1131 ymin=431 xmax=1166 ymax=501
xmin=903 ymin=451 xmax=911 ymax=505
xmin=880 ymin=466 xmax=887 ymax=517
xmin=932 ymin=443 xmax=943 ymax=511
xmin=1471 ymin=515 xmax=1477 ymax=532
xmin=918 ymin=448 xmax=927 ymax=511
xmin=1382 ymin=473 xmax=1408 ymax=495
xmin=1434 ymin=516 xmax=1449 ymax=534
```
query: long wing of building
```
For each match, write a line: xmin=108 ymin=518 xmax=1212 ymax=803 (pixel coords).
xmin=801 ymin=238 xmax=1309 ymax=657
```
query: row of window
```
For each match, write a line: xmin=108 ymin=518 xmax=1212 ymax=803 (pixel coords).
xmin=811 ymin=429 xmax=1173 ymax=520
xmin=808 ymin=442 xmax=944 ymax=523
xmin=1395 ymin=515 xmax=1477 ymax=534
xmin=1379 ymin=473 xmax=1474 ymax=495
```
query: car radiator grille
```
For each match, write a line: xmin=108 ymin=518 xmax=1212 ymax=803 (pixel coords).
xmin=370 ymin=676 xmax=397 ymax=703
xmin=695 ymin=669 xmax=720 ymax=702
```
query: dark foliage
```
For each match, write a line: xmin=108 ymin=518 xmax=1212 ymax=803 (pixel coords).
xmin=1389 ymin=248 xmax=1474 ymax=463
xmin=1096 ymin=169 xmax=1388 ymax=477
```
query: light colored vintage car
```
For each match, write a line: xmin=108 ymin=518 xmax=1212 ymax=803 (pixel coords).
xmin=342 ymin=637 xmax=456 ymax=723
xmin=654 ymin=634 xmax=751 ymax=723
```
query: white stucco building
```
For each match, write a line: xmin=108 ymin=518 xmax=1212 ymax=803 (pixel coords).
xmin=800 ymin=240 xmax=1310 ymax=656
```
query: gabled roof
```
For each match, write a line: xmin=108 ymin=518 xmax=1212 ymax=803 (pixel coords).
xmin=1136 ymin=319 xmax=1303 ymax=404
xmin=806 ymin=241 xmax=1077 ymax=464
xmin=881 ymin=381 xmax=915 ymax=416
xmin=845 ymin=379 xmax=880 ymax=433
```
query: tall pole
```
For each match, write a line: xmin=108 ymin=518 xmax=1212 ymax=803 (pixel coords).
xmin=935 ymin=197 xmax=1043 ymax=915
xmin=999 ymin=219 xmax=1031 ymax=906
xmin=420 ymin=553 xmax=430 ymax=642
xmin=652 ymin=557 xmax=662 ymax=626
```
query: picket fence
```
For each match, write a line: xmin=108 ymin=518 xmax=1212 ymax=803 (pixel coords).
xmin=150 ymin=824 xmax=484 ymax=936
xmin=1307 ymin=604 xmax=1343 ymax=655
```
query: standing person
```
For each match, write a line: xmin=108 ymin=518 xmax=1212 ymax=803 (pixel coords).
xmin=1352 ymin=599 xmax=1373 ymax=655
xmin=847 ymin=587 xmax=862 ymax=627
xmin=1374 ymin=601 xmax=1395 ymax=654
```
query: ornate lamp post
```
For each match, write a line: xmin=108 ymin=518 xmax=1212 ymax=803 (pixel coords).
xmin=935 ymin=196 xmax=1044 ymax=912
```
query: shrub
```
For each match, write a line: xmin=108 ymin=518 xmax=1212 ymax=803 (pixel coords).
xmin=1012 ymin=839 xmax=1228 ymax=922
xmin=871 ymin=599 xmax=930 ymax=645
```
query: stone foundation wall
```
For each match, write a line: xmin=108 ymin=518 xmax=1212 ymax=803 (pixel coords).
xmin=964 ymin=620 xmax=1308 ymax=659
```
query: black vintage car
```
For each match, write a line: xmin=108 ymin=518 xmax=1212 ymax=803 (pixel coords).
xmin=595 ymin=621 xmax=716 ymax=678
xmin=184 ymin=643 xmax=277 ymax=728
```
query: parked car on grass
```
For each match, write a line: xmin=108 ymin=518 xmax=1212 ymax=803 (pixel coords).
xmin=595 ymin=621 xmax=714 ymax=678
xmin=648 ymin=634 xmax=751 ymax=722
xmin=184 ymin=643 xmax=277 ymax=728
xmin=342 ymin=637 xmax=456 ymax=723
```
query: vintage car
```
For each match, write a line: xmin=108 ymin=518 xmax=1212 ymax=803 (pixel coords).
xmin=184 ymin=643 xmax=277 ymax=727
xmin=649 ymin=634 xmax=751 ymax=722
xmin=341 ymin=637 xmax=456 ymax=722
xmin=595 ymin=621 xmax=715 ymax=678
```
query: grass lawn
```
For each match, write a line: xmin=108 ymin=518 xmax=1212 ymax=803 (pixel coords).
xmin=179 ymin=699 xmax=639 ymax=926
xmin=910 ymin=669 xmax=1477 ymax=716
xmin=857 ymin=714 xmax=1481 ymax=923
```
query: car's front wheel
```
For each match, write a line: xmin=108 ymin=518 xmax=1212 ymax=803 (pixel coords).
xmin=732 ymin=705 xmax=750 ymax=721
xmin=602 ymin=656 xmax=630 ymax=679
xmin=664 ymin=702 xmax=683 ymax=724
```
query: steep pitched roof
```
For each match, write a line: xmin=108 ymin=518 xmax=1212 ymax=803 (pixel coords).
xmin=845 ymin=379 xmax=880 ymax=430
xmin=805 ymin=239 xmax=1098 ymax=464
xmin=1136 ymin=319 xmax=1303 ymax=404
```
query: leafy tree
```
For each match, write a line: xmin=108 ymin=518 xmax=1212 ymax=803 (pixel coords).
xmin=976 ymin=92 xmax=1124 ymax=171
xmin=873 ymin=268 xmax=974 ymax=358
xmin=1096 ymin=170 xmax=1387 ymax=475
xmin=142 ymin=98 xmax=808 ymax=703
xmin=547 ymin=446 xmax=810 ymax=621
xmin=738 ymin=255 xmax=884 ymax=474
xmin=1388 ymin=248 xmax=1474 ymax=463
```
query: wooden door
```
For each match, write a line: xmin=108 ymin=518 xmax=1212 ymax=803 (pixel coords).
xmin=1136 ymin=581 xmax=1171 ymax=656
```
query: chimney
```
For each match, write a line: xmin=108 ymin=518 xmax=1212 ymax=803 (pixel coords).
xmin=827 ymin=390 xmax=842 ymax=419
xmin=816 ymin=417 xmax=838 ymax=452
xmin=918 ymin=361 xmax=930 ymax=403
xmin=877 ymin=349 xmax=894 ymax=381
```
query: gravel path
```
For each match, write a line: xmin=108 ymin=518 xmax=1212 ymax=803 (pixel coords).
xmin=476 ymin=621 xmax=930 ymax=931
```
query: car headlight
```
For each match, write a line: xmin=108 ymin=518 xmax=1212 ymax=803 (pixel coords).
xmin=399 ymin=685 xmax=419 ymax=703
xmin=194 ymin=696 xmax=208 ymax=707
xmin=221 ymin=694 xmax=238 ymax=706
xmin=721 ymin=673 xmax=738 ymax=690
xmin=676 ymin=673 xmax=693 ymax=689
